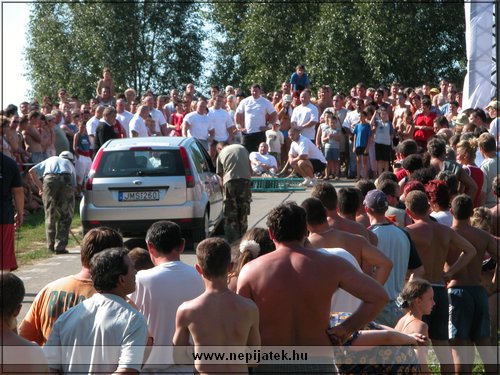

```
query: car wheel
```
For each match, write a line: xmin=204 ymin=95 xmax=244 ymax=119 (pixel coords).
xmin=194 ymin=210 xmax=209 ymax=242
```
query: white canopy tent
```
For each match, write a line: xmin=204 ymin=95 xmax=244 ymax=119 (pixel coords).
xmin=462 ymin=1 xmax=498 ymax=109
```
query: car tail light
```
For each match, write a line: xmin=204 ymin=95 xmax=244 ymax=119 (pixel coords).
xmin=85 ymin=148 xmax=104 ymax=191
xmin=179 ymin=146 xmax=195 ymax=188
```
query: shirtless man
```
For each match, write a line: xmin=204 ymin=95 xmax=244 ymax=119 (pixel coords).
xmin=302 ymin=197 xmax=392 ymax=285
xmin=405 ymin=190 xmax=476 ymax=374
xmin=24 ymin=111 xmax=45 ymax=163
xmin=173 ymin=238 xmax=260 ymax=374
xmin=237 ymin=202 xmax=388 ymax=372
xmin=447 ymin=195 xmax=498 ymax=374
xmin=311 ymin=182 xmax=378 ymax=246
xmin=39 ymin=115 xmax=55 ymax=157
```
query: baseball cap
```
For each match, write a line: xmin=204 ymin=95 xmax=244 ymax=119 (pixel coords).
xmin=59 ymin=151 xmax=74 ymax=162
xmin=486 ymin=100 xmax=499 ymax=110
xmin=430 ymin=88 xmax=440 ymax=94
xmin=363 ymin=189 xmax=388 ymax=211
xmin=454 ymin=112 xmax=469 ymax=126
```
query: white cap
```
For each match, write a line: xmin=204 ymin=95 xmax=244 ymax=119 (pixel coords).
xmin=59 ymin=151 xmax=74 ymax=161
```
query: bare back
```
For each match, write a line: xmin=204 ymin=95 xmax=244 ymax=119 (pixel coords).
xmin=406 ymin=220 xmax=451 ymax=283
xmin=447 ymin=225 xmax=497 ymax=286
xmin=491 ymin=204 xmax=500 ymax=237
xmin=309 ymin=229 xmax=362 ymax=264
xmin=184 ymin=291 xmax=258 ymax=347
xmin=237 ymin=245 xmax=384 ymax=346
xmin=328 ymin=215 xmax=378 ymax=246
xmin=175 ymin=290 xmax=259 ymax=375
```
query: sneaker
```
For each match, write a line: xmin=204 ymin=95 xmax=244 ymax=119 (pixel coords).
xmin=308 ymin=178 xmax=318 ymax=187
xmin=299 ymin=177 xmax=310 ymax=187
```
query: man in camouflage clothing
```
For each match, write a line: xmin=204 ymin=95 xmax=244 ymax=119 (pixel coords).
xmin=216 ymin=142 xmax=252 ymax=244
xmin=29 ymin=151 xmax=76 ymax=254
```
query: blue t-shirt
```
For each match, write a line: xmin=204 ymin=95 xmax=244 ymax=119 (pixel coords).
xmin=353 ymin=122 xmax=372 ymax=148
xmin=290 ymin=72 xmax=310 ymax=91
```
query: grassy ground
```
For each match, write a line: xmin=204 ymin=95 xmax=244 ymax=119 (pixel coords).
xmin=15 ymin=207 xmax=83 ymax=267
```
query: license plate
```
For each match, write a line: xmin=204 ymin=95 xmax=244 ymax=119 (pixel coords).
xmin=119 ymin=191 xmax=159 ymax=201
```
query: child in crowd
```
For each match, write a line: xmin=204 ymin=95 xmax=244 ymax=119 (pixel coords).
xmin=227 ymin=228 xmax=275 ymax=292
xmin=169 ymin=101 xmax=185 ymax=137
xmin=265 ymin=122 xmax=283 ymax=169
xmin=321 ymin=110 xmax=341 ymax=180
xmin=371 ymin=107 xmax=393 ymax=177
xmin=173 ymin=238 xmax=260 ymax=374
xmin=96 ymin=67 xmax=115 ymax=97
xmin=127 ymin=247 xmax=154 ymax=272
xmin=395 ymin=278 xmax=434 ymax=373
xmin=73 ymin=117 xmax=92 ymax=196
xmin=352 ymin=111 xmax=372 ymax=180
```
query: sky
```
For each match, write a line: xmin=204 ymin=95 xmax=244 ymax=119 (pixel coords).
xmin=1 ymin=1 xmax=31 ymax=107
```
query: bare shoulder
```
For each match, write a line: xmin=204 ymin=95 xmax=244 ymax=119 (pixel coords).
xmin=405 ymin=319 xmax=429 ymax=336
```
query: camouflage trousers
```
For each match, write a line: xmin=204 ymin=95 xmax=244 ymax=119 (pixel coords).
xmin=223 ymin=179 xmax=252 ymax=244
xmin=42 ymin=174 xmax=75 ymax=252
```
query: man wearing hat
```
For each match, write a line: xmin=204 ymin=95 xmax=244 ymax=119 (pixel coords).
xmin=28 ymin=151 xmax=76 ymax=254
xmin=364 ymin=189 xmax=424 ymax=327
xmin=486 ymin=100 xmax=499 ymax=146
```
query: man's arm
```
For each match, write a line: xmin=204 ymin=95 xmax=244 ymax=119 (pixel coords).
xmin=13 ymin=186 xmax=24 ymax=228
xmin=443 ymin=230 xmax=476 ymax=282
xmin=28 ymin=167 xmax=43 ymax=196
xmin=327 ymin=259 xmax=388 ymax=344
xmin=181 ymin=120 xmax=190 ymax=137
xmin=359 ymin=237 xmax=393 ymax=285
xmin=173 ymin=304 xmax=194 ymax=366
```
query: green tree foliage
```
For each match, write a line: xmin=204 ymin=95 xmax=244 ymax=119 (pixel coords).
xmin=25 ymin=0 xmax=204 ymax=102
xmin=208 ymin=0 xmax=466 ymax=93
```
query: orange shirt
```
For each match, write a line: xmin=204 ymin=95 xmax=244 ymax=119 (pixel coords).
xmin=19 ymin=276 xmax=95 ymax=345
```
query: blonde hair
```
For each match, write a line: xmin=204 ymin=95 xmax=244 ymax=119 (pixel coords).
xmin=456 ymin=139 xmax=478 ymax=163
xmin=470 ymin=207 xmax=492 ymax=232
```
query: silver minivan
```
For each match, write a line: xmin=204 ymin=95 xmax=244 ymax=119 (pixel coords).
xmin=80 ymin=137 xmax=223 ymax=241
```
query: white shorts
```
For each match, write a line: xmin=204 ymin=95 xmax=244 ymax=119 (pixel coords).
xmin=75 ymin=155 xmax=92 ymax=184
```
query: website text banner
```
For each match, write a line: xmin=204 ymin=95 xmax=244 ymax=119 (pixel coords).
xmin=5 ymin=345 xmax=500 ymax=367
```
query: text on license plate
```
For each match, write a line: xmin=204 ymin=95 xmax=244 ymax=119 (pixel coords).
xmin=119 ymin=191 xmax=159 ymax=201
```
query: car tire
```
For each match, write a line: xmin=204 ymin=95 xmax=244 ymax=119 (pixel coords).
xmin=193 ymin=210 xmax=209 ymax=242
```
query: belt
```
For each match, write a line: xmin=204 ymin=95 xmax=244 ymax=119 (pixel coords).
xmin=44 ymin=173 xmax=71 ymax=177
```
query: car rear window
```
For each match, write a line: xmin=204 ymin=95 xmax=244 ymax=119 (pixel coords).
xmin=95 ymin=150 xmax=185 ymax=177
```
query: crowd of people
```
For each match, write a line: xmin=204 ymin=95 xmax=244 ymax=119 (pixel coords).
xmin=1 ymin=64 xmax=500 ymax=373
xmin=2 ymin=171 xmax=500 ymax=373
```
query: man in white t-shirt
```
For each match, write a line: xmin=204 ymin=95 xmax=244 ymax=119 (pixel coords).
xmin=291 ymin=89 xmax=318 ymax=142
xmin=288 ymin=127 xmax=326 ymax=187
xmin=182 ymin=100 xmax=214 ymax=151
xmin=129 ymin=105 xmax=150 ymax=137
xmin=143 ymin=95 xmax=168 ymax=136
xmin=85 ymin=105 xmax=105 ymax=148
xmin=130 ymin=221 xmax=204 ymax=373
xmin=208 ymin=94 xmax=235 ymax=158
xmin=235 ymin=83 xmax=276 ymax=153
xmin=249 ymin=142 xmax=278 ymax=176
xmin=115 ymin=99 xmax=132 ymax=137
xmin=44 ymin=248 xmax=148 ymax=374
